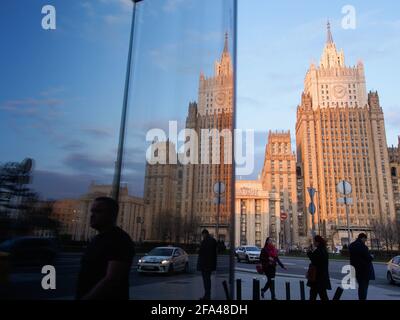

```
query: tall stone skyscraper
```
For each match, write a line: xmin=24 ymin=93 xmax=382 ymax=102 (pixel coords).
xmin=296 ymin=23 xmax=395 ymax=246
xmin=144 ymin=140 xmax=183 ymax=242
xmin=261 ymin=131 xmax=299 ymax=247
xmin=180 ymin=34 xmax=233 ymax=242
xmin=388 ymin=137 xmax=400 ymax=222
xmin=143 ymin=35 xmax=233 ymax=243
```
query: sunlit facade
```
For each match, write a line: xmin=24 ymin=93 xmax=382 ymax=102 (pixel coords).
xmin=296 ymin=23 xmax=396 ymax=246
xmin=261 ymin=131 xmax=299 ymax=247
xmin=75 ymin=184 xmax=145 ymax=242
xmin=388 ymin=137 xmax=400 ymax=222
xmin=235 ymin=180 xmax=280 ymax=248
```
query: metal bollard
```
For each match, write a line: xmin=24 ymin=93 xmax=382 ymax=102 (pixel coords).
xmin=222 ymin=280 xmax=231 ymax=300
xmin=332 ymin=287 xmax=344 ymax=300
xmin=252 ymin=278 xmax=260 ymax=300
xmin=299 ymin=280 xmax=305 ymax=300
xmin=285 ymin=282 xmax=291 ymax=300
xmin=236 ymin=278 xmax=242 ymax=301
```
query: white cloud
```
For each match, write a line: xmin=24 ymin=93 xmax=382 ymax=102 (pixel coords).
xmin=163 ymin=0 xmax=186 ymax=13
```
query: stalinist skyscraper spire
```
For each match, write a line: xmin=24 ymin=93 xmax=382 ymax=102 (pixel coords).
xmin=143 ymin=35 xmax=233 ymax=242
xmin=296 ymin=23 xmax=395 ymax=246
xmin=326 ymin=21 xmax=334 ymax=44
xmin=180 ymin=33 xmax=234 ymax=242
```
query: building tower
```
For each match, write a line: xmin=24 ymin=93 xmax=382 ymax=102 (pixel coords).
xmin=261 ymin=131 xmax=299 ymax=248
xmin=296 ymin=22 xmax=395 ymax=246
xmin=181 ymin=33 xmax=234 ymax=242
xmin=388 ymin=137 xmax=400 ymax=222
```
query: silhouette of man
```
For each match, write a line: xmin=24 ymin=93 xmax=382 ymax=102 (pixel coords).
xmin=76 ymin=197 xmax=135 ymax=300
xmin=349 ymin=233 xmax=375 ymax=300
xmin=197 ymin=229 xmax=217 ymax=300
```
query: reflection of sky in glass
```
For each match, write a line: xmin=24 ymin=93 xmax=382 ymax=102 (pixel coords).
xmin=122 ymin=0 xmax=235 ymax=197
xmin=1 ymin=0 xmax=399 ymax=199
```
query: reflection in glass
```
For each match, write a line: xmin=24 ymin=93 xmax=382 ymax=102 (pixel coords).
xmin=122 ymin=0 xmax=236 ymax=299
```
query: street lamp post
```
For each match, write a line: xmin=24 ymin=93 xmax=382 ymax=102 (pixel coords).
xmin=111 ymin=0 xmax=143 ymax=201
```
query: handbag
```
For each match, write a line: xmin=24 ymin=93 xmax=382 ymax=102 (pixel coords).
xmin=306 ymin=264 xmax=317 ymax=282
xmin=256 ymin=264 xmax=263 ymax=275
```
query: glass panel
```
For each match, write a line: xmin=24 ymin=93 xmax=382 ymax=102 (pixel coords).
xmin=0 ymin=0 xmax=236 ymax=300
xmin=121 ymin=0 xmax=236 ymax=300
xmin=1 ymin=0 xmax=125 ymax=300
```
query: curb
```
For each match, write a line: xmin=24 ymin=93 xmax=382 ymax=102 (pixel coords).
xmin=280 ymin=256 xmax=389 ymax=265
xmin=235 ymin=267 xmax=306 ymax=279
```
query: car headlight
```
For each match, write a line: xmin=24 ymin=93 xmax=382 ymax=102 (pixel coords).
xmin=161 ymin=260 xmax=170 ymax=265
xmin=138 ymin=259 xmax=143 ymax=263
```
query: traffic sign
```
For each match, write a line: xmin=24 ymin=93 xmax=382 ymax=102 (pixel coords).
xmin=280 ymin=212 xmax=288 ymax=221
xmin=308 ymin=203 xmax=316 ymax=215
xmin=213 ymin=182 xmax=226 ymax=195
xmin=307 ymin=187 xmax=316 ymax=199
xmin=337 ymin=180 xmax=352 ymax=195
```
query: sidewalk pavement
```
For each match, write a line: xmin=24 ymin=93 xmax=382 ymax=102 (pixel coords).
xmin=280 ymin=255 xmax=389 ymax=265
xmin=53 ymin=269 xmax=400 ymax=300
xmin=130 ymin=273 xmax=230 ymax=300
xmin=235 ymin=269 xmax=400 ymax=300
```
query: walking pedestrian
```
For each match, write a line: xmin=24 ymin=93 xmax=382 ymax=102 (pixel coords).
xmin=306 ymin=235 xmax=331 ymax=300
xmin=76 ymin=197 xmax=135 ymax=300
xmin=349 ymin=233 xmax=375 ymax=300
xmin=260 ymin=237 xmax=287 ymax=300
xmin=197 ymin=229 xmax=217 ymax=300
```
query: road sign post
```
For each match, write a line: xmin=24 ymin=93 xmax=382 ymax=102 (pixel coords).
xmin=213 ymin=181 xmax=226 ymax=241
xmin=280 ymin=212 xmax=288 ymax=250
xmin=308 ymin=188 xmax=316 ymax=238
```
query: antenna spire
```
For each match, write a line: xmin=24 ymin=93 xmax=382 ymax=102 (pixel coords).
xmin=327 ymin=20 xmax=334 ymax=44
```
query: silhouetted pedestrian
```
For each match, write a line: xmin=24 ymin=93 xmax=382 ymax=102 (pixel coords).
xmin=260 ymin=237 xmax=287 ymax=300
xmin=76 ymin=197 xmax=135 ymax=300
xmin=306 ymin=235 xmax=331 ymax=300
xmin=349 ymin=233 xmax=375 ymax=300
xmin=197 ymin=229 xmax=217 ymax=300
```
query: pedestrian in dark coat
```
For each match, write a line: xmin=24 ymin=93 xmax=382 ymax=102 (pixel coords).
xmin=197 ymin=229 xmax=217 ymax=300
xmin=307 ymin=235 xmax=331 ymax=300
xmin=349 ymin=233 xmax=375 ymax=300
xmin=260 ymin=237 xmax=287 ymax=300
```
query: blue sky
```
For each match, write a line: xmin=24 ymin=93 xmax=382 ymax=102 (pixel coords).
xmin=0 ymin=0 xmax=399 ymax=199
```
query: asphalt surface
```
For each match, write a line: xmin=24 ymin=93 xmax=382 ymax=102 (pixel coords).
xmin=0 ymin=252 xmax=398 ymax=300
xmin=236 ymin=256 xmax=399 ymax=289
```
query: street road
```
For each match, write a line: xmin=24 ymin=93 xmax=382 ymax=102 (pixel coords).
xmin=0 ymin=252 xmax=398 ymax=300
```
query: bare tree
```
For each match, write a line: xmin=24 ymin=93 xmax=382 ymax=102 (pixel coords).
xmin=0 ymin=159 xmax=59 ymax=239
xmin=183 ymin=215 xmax=201 ymax=244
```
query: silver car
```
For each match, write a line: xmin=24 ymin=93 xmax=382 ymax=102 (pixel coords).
xmin=387 ymin=255 xmax=400 ymax=284
xmin=236 ymin=246 xmax=261 ymax=263
xmin=137 ymin=247 xmax=189 ymax=274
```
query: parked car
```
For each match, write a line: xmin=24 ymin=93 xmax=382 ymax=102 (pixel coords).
xmin=387 ymin=255 xmax=400 ymax=284
xmin=137 ymin=247 xmax=189 ymax=274
xmin=0 ymin=237 xmax=58 ymax=266
xmin=236 ymin=246 xmax=261 ymax=263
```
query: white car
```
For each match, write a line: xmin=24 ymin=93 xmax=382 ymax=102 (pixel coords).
xmin=137 ymin=247 xmax=189 ymax=274
xmin=387 ymin=255 xmax=400 ymax=284
xmin=236 ymin=246 xmax=261 ymax=263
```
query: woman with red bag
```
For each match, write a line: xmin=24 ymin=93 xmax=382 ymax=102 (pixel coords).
xmin=306 ymin=235 xmax=331 ymax=300
xmin=260 ymin=237 xmax=287 ymax=299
